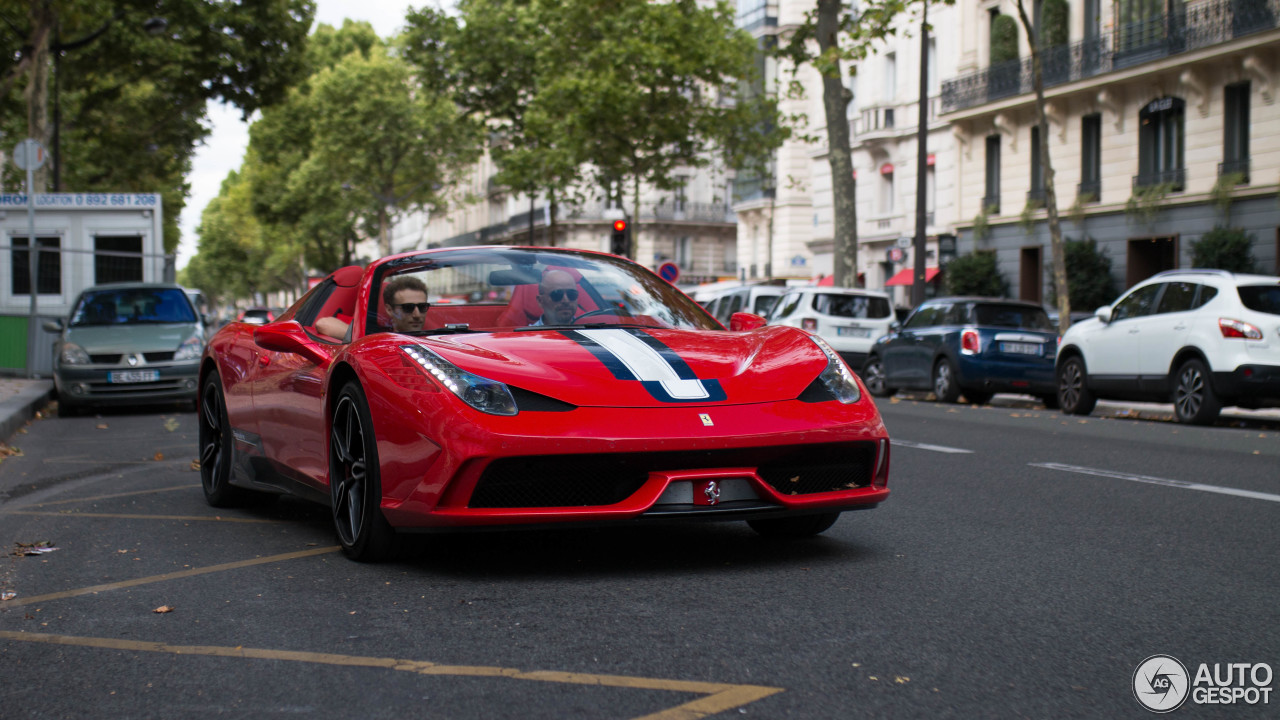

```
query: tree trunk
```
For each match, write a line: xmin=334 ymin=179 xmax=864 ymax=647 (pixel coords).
xmin=379 ymin=207 xmax=390 ymax=256
xmin=817 ymin=0 xmax=858 ymax=287
xmin=24 ymin=0 xmax=55 ymax=192
xmin=1015 ymin=0 xmax=1072 ymax=334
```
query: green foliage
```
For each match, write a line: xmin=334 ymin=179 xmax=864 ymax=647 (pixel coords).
xmin=1041 ymin=0 xmax=1070 ymax=47
xmin=944 ymin=252 xmax=1008 ymax=297
xmin=1192 ymin=226 xmax=1257 ymax=272
xmin=1067 ymin=193 xmax=1095 ymax=227
xmin=1125 ymin=183 xmax=1174 ymax=226
xmin=1020 ymin=199 xmax=1042 ymax=231
xmin=1049 ymin=239 xmax=1117 ymax=310
xmin=1210 ymin=172 xmax=1245 ymax=221
xmin=991 ymin=15 xmax=1020 ymax=64
xmin=973 ymin=204 xmax=995 ymax=241
xmin=0 ymin=0 xmax=315 ymax=253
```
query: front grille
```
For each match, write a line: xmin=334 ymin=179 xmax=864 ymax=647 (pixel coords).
xmin=469 ymin=441 xmax=878 ymax=509
xmin=86 ymin=352 xmax=175 ymax=365
xmin=144 ymin=351 xmax=175 ymax=362
xmin=90 ymin=354 xmax=122 ymax=364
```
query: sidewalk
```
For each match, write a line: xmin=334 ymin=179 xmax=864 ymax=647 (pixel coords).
xmin=0 ymin=376 xmax=55 ymax=444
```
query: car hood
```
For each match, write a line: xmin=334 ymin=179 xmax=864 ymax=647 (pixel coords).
xmin=415 ymin=325 xmax=829 ymax=408
xmin=64 ymin=323 xmax=197 ymax=354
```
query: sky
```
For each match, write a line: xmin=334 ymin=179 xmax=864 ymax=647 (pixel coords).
xmin=175 ymin=1 xmax=425 ymax=270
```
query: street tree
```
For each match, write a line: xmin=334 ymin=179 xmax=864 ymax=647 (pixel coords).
xmin=0 ymin=0 xmax=312 ymax=250
xmin=777 ymin=0 xmax=942 ymax=288
xmin=1012 ymin=0 xmax=1072 ymax=333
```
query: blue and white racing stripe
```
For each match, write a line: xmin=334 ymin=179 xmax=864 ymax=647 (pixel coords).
xmin=566 ymin=328 xmax=726 ymax=403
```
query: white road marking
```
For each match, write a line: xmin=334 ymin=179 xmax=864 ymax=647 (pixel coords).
xmin=890 ymin=439 xmax=974 ymax=454
xmin=1030 ymin=462 xmax=1280 ymax=503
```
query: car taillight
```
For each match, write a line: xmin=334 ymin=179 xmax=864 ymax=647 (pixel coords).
xmin=1219 ymin=318 xmax=1262 ymax=340
xmin=960 ymin=328 xmax=980 ymax=355
xmin=801 ymin=318 xmax=817 ymax=332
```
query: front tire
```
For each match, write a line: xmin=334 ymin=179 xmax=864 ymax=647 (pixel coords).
xmin=1172 ymin=359 xmax=1221 ymax=425
xmin=330 ymin=382 xmax=396 ymax=562
xmin=199 ymin=372 xmax=248 ymax=507
xmin=932 ymin=358 xmax=961 ymax=403
xmin=861 ymin=356 xmax=896 ymax=398
xmin=748 ymin=512 xmax=840 ymax=538
xmin=1057 ymin=356 xmax=1096 ymax=416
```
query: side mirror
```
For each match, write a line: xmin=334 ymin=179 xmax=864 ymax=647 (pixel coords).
xmin=890 ymin=321 xmax=902 ymax=333
xmin=253 ymin=321 xmax=329 ymax=366
xmin=729 ymin=312 xmax=767 ymax=332
xmin=1094 ymin=306 xmax=1112 ymax=323
xmin=42 ymin=319 xmax=64 ymax=333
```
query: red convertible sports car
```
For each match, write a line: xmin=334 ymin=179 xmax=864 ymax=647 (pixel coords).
xmin=198 ymin=246 xmax=890 ymax=561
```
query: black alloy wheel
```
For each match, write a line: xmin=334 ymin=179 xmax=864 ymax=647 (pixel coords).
xmin=330 ymin=382 xmax=395 ymax=561
xmin=861 ymin=356 xmax=896 ymax=398
xmin=748 ymin=511 xmax=840 ymax=538
xmin=1057 ymin=356 xmax=1097 ymax=416
xmin=199 ymin=372 xmax=247 ymax=507
xmin=933 ymin=358 xmax=961 ymax=403
xmin=1172 ymin=359 xmax=1222 ymax=426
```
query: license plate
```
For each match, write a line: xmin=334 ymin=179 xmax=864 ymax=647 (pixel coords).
xmin=1000 ymin=342 xmax=1041 ymax=355
xmin=109 ymin=370 xmax=159 ymax=383
xmin=836 ymin=326 xmax=871 ymax=338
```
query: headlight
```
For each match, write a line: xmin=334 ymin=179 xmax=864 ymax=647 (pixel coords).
xmin=59 ymin=343 xmax=90 ymax=366
xmin=401 ymin=344 xmax=517 ymax=416
xmin=174 ymin=335 xmax=204 ymax=361
xmin=809 ymin=335 xmax=861 ymax=404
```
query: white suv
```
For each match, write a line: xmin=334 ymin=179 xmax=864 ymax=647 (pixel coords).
xmin=767 ymin=287 xmax=895 ymax=369
xmin=1056 ymin=269 xmax=1280 ymax=424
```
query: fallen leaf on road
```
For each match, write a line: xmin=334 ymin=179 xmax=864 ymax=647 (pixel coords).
xmin=13 ymin=541 xmax=58 ymax=556
xmin=153 ymin=452 xmax=164 ymax=461
xmin=189 ymin=459 xmax=201 ymax=471
xmin=1 ymin=591 xmax=16 ymax=601
xmin=96 ymin=424 xmax=108 ymax=430
xmin=164 ymin=418 xmax=180 ymax=432
xmin=153 ymin=605 xmax=174 ymax=614
xmin=0 ymin=444 xmax=22 ymax=459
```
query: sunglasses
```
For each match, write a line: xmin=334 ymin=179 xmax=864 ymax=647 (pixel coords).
xmin=394 ymin=303 xmax=429 ymax=314
xmin=546 ymin=289 xmax=579 ymax=302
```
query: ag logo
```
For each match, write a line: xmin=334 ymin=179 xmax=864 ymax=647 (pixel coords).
xmin=1134 ymin=655 xmax=1189 ymax=713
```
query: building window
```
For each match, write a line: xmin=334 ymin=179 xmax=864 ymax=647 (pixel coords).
xmin=927 ymin=38 xmax=938 ymax=95
xmin=94 ymin=236 xmax=144 ymax=285
xmin=884 ymin=52 xmax=897 ymax=102
xmin=674 ymin=236 xmax=691 ymax=268
xmin=1117 ymin=0 xmax=1187 ymax=60
xmin=1221 ymin=82 xmax=1250 ymax=182
xmin=879 ymin=166 xmax=895 ymax=215
xmin=925 ymin=165 xmax=936 ymax=225
xmin=11 ymin=236 xmax=62 ymax=296
xmin=673 ymin=175 xmax=688 ymax=213
xmin=1029 ymin=126 xmax=1045 ymax=204
xmin=1080 ymin=113 xmax=1102 ymax=201
xmin=1135 ymin=96 xmax=1185 ymax=190
xmin=984 ymin=135 xmax=1001 ymax=213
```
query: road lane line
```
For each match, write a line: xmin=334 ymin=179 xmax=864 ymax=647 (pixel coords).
xmin=1 ymin=546 xmax=338 ymax=607
xmin=0 ymin=631 xmax=784 ymax=719
xmin=891 ymin=439 xmax=974 ymax=454
xmin=4 ymin=510 xmax=285 ymax=523
xmin=24 ymin=484 xmax=200 ymax=507
xmin=1030 ymin=463 xmax=1280 ymax=503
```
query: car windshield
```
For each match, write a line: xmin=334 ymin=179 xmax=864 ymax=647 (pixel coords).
xmin=367 ymin=247 xmax=720 ymax=334
xmin=972 ymin=303 xmax=1053 ymax=330
xmin=70 ymin=288 xmax=196 ymax=327
xmin=1237 ymin=284 xmax=1280 ymax=315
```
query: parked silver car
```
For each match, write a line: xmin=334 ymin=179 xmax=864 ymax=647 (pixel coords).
xmin=44 ymin=283 xmax=206 ymax=413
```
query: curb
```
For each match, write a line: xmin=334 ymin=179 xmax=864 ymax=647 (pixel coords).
xmin=0 ymin=382 xmax=55 ymax=444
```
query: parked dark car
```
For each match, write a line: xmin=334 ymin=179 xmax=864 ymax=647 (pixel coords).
xmin=861 ymin=297 xmax=1060 ymax=405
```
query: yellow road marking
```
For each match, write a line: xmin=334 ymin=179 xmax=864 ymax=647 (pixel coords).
xmin=21 ymin=484 xmax=200 ymax=507
xmin=0 ymin=631 xmax=784 ymax=718
xmin=2 ymin=546 xmax=337 ymax=607
xmin=4 ymin=511 xmax=284 ymax=524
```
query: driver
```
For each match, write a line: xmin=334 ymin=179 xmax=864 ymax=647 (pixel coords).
xmin=316 ymin=276 xmax=429 ymax=339
xmin=530 ymin=270 xmax=579 ymax=326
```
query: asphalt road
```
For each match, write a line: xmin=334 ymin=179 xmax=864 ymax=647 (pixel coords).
xmin=0 ymin=396 xmax=1277 ymax=719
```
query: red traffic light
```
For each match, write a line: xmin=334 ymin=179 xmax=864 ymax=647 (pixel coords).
xmin=612 ymin=219 xmax=627 ymax=232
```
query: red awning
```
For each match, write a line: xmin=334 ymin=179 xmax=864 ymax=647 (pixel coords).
xmin=817 ymin=274 xmax=834 ymax=286
xmin=884 ymin=267 xmax=941 ymax=287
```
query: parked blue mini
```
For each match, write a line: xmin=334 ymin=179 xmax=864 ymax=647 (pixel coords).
xmin=861 ymin=297 xmax=1060 ymax=406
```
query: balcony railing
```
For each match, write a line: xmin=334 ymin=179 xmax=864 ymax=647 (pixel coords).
xmin=1133 ymin=167 xmax=1187 ymax=190
xmin=1218 ymin=158 xmax=1251 ymax=182
xmin=941 ymin=0 xmax=1279 ymax=113
xmin=1077 ymin=179 xmax=1102 ymax=200
xmin=640 ymin=202 xmax=736 ymax=223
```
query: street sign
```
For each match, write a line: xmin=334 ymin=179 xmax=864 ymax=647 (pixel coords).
xmin=658 ymin=262 xmax=680 ymax=284
xmin=12 ymin=139 xmax=46 ymax=171
xmin=896 ymin=235 xmax=912 ymax=249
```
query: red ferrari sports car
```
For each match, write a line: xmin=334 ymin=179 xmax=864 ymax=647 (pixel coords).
xmin=198 ymin=246 xmax=890 ymax=561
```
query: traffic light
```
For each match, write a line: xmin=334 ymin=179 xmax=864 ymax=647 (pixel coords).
xmin=610 ymin=219 xmax=631 ymax=257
